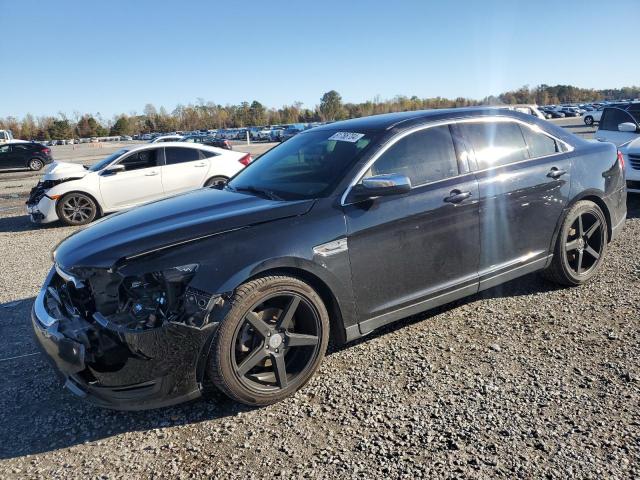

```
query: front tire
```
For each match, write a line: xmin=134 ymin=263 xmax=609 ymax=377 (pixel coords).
xmin=543 ymin=200 xmax=608 ymax=286
xmin=56 ymin=192 xmax=98 ymax=226
xmin=207 ymin=275 xmax=329 ymax=406
xmin=584 ymin=116 xmax=594 ymax=126
xmin=29 ymin=158 xmax=44 ymax=171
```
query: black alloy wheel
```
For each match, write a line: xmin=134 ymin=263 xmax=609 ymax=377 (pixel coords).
xmin=207 ymin=275 xmax=329 ymax=406
xmin=56 ymin=193 xmax=98 ymax=226
xmin=544 ymin=200 xmax=607 ymax=285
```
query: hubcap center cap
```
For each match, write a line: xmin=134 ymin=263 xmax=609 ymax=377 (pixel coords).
xmin=577 ymin=238 xmax=585 ymax=250
xmin=269 ymin=333 xmax=283 ymax=349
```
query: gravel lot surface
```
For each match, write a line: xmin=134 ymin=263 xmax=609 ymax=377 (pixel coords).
xmin=1 ymin=124 xmax=638 ymax=479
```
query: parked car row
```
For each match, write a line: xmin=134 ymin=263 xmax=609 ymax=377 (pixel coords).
xmin=31 ymin=107 xmax=627 ymax=411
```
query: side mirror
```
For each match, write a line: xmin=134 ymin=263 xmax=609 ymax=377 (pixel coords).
xmin=618 ymin=122 xmax=638 ymax=133
xmin=102 ymin=164 xmax=125 ymax=175
xmin=348 ymin=173 xmax=412 ymax=202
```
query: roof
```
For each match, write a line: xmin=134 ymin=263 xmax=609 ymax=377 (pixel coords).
xmin=310 ymin=107 xmax=528 ymax=133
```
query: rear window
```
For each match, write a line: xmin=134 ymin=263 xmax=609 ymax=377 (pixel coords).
xmin=458 ymin=121 xmax=529 ymax=169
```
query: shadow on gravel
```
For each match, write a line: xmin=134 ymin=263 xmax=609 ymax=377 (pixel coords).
xmin=330 ymin=271 xmax=562 ymax=355
xmin=0 ymin=214 xmax=62 ymax=233
xmin=0 ymin=297 xmax=253 ymax=460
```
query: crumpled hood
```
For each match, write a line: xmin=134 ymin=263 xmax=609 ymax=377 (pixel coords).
xmin=43 ymin=161 xmax=88 ymax=181
xmin=54 ymin=188 xmax=315 ymax=269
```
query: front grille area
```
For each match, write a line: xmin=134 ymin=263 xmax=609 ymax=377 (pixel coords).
xmin=629 ymin=154 xmax=640 ymax=171
xmin=627 ymin=180 xmax=640 ymax=191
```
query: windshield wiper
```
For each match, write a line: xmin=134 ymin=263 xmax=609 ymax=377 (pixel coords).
xmin=231 ymin=185 xmax=284 ymax=201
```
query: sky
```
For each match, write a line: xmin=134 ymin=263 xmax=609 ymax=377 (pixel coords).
xmin=1 ymin=0 xmax=638 ymax=119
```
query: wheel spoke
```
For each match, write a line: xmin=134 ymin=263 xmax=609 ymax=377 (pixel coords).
xmin=276 ymin=296 xmax=300 ymax=330
xmin=584 ymin=219 xmax=601 ymax=239
xmin=577 ymin=215 xmax=584 ymax=236
xmin=585 ymin=245 xmax=600 ymax=260
xmin=237 ymin=345 xmax=268 ymax=376
xmin=271 ymin=353 xmax=288 ymax=388
xmin=576 ymin=250 xmax=584 ymax=274
xmin=244 ymin=311 xmax=271 ymax=338
xmin=565 ymin=239 xmax=579 ymax=252
xmin=286 ymin=332 xmax=319 ymax=347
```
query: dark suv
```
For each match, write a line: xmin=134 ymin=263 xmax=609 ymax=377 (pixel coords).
xmin=33 ymin=108 xmax=626 ymax=410
xmin=0 ymin=142 xmax=53 ymax=171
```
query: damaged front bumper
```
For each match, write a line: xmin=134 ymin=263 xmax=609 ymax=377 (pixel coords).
xmin=31 ymin=268 xmax=219 ymax=410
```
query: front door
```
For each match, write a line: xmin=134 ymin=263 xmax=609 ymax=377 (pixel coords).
xmin=344 ymin=125 xmax=480 ymax=333
xmin=99 ymin=148 xmax=164 ymax=210
xmin=595 ymin=108 xmax=640 ymax=146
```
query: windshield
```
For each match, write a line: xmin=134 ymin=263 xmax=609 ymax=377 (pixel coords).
xmin=227 ymin=130 xmax=375 ymax=200
xmin=88 ymin=148 xmax=129 ymax=171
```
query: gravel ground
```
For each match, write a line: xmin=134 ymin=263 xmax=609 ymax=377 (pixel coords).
xmin=1 ymin=134 xmax=638 ymax=479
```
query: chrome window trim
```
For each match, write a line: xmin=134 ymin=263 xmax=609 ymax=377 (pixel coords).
xmin=340 ymin=116 xmax=574 ymax=206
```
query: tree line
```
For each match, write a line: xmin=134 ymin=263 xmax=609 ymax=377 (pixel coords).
xmin=2 ymin=84 xmax=639 ymax=140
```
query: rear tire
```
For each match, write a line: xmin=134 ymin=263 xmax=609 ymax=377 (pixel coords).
xmin=584 ymin=116 xmax=594 ymax=126
xmin=29 ymin=158 xmax=44 ymax=171
xmin=543 ymin=200 xmax=608 ymax=286
xmin=206 ymin=275 xmax=329 ymax=406
xmin=56 ymin=192 xmax=98 ymax=226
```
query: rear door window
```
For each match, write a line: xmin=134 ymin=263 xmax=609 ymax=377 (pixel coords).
xmin=458 ymin=121 xmax=529 ymax=169
xmin=519 ymin=126 xmax=559 ymax=158
xmin=164 ymin=147 xmax=202 ymax=165
xmin=368 ymin=125 xmax=459 ymax=186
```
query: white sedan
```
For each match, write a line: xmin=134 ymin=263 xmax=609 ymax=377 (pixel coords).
xmin=26 ymin=142 xmax=251 ymax=226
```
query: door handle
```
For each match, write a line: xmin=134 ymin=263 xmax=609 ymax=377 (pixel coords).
xmin=444 ymin=189 xmax=472 ymax=204
xmin=194 ymin=162 xmax=206 ymax=167
xmin=547 ymin=167 xmax=567 ymax=179
xmin=145 ymin=171 xmax=159 ymax=176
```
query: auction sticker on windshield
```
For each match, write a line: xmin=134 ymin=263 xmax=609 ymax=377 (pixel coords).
xmin=328 ymin=132 xmax=365 ymax=143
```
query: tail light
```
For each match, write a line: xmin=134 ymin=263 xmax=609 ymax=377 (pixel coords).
xmin=617 ymin=150 xmax=625 ymax=170
xmin=238 ymin=154 xmax=252 ymax=166
xmin=41 ymin=147 xmax=51 ymax=155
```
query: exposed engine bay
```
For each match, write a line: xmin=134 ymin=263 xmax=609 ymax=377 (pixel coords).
xmin=41 ymin=264 xmax=223 ymax=393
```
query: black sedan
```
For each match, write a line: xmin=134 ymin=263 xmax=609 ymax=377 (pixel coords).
xmin=33 ymin=108 xmax=626 ymax=409
xmin=0 ymin=142 xmax=53 ymax=171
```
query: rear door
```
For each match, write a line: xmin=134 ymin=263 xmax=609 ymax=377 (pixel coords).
xmin=344 ymin=124 xmax=480 ymax=332
xmin=99 ymin=148 xmax=164 ymax=209
xmin=161 ymin=147 xmax=210 ymax=195
xmin=596 ymin=107 xmax=640 ymax=146
xmin=458 ymin=119 xmax=572 ymax=289
xmin=0 ymin=144 xmax=16 ymax=168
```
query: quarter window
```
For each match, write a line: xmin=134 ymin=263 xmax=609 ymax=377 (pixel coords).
xmin=458 ymin=121 xmax=529 ymax=169
xmin=599 ymin=108 xmax=637 ymax=131
xmin=367 ymin=125 xmax=459 ymax=186
xmin=164 ymin=147 xmax=201 ymax=165
xmin=120 ymin=149 xmax=159 ymax=171
xmin=520 ymin=126 xmax=558 ymax=158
